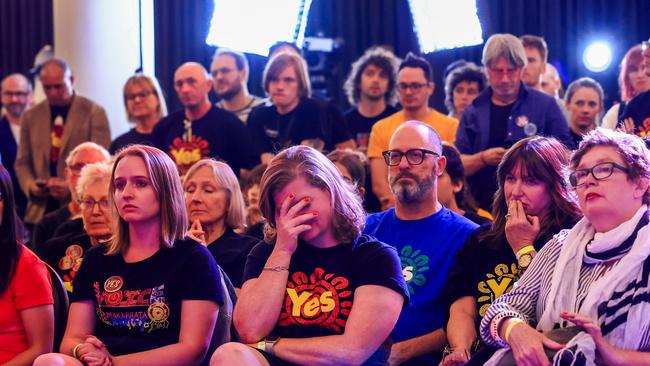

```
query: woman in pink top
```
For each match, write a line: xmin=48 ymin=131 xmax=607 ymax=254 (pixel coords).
xmin=0 ymin=165 xmax=54 ymax=365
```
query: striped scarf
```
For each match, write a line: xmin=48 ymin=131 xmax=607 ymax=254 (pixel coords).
xmin=538 ymin=205 xmax=650 ymax=365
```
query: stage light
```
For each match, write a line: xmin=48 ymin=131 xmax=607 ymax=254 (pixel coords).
xmin=205 ymin=0 xmax=312 ymax=56
xmin=583 ymin=41 xmax=613 ymax=72
xmin=408 ymin=0 xmax=483 ymax=53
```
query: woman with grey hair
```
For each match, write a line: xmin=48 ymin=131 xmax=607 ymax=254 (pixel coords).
xmin=40 ymin=162 xmax=113 ymax=294
xmin=480 ymin=128 xmax=650 ymax=366
xmin=183 ymin=159 xmax=260 ymax=289
xmin=565 ymin=77 xmax=604 ymax=146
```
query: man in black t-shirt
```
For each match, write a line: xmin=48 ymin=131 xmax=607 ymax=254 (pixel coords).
xmin=153 ymin=62 xmax=259 ymax=176
xmin=342 ymin=46 xmax=400 ymax=154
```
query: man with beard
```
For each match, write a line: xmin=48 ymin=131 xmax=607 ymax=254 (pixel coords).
xmin=0 ymin=73 xmax=32 ymax=216
xmin=211 ymin=48 xmax=263 ymax=124
xmin=364 ymin=121 xmax=478 ymax=365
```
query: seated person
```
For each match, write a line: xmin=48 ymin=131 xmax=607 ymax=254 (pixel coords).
xmin=40 ymin=162 xmax=113 ymax=294
xmin=441 ymin=136 xmax=581 ymax=365
xmin=480 ymin=129 xmax=650 ymax=365
xmin=439 ymin=143 xmax=492 ymax=225
xmin=0 ymin=165 xmax=54 ymax=366
xmin=34 ymin=145 xmax=224 ymax=366
xmin=243 ymin=163 xmax=267 ymax=240
xmin=31 ymin=142 xmax=110 ymax=255
xmin=247 ymin=52 xmax=355 ymax=165
xmin=210 ymin=145 xmax=409 ymax=366
xmin=327 ymin=149 xmax=367 ymax=200
xmin=184 ymin=159 xmax=260 ymax=290
xmin=110 ymin=74 xmax=167 ymax=154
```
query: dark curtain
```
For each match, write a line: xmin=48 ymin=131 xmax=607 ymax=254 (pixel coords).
xmin=153 ymin=0 xmax=650 ymax=113
xmin=0 ymin=0 xmax=53 ymax=80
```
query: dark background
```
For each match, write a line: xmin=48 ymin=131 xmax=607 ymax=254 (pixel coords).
xmin=3 ymin=0 xmax=650 ymax=114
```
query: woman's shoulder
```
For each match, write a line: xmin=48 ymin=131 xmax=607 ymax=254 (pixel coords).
xmin=18 ymin=245 xmax=47 ymax=271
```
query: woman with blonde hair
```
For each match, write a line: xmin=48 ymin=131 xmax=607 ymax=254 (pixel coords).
xmin=184 ymin=159 xmax=260 ymax=289
xmin=35 ymin=145 xmax=224 ymax=366
xmin=211 ymin=145 xmax=408 ymax=366
xmin=110 ymin=74 xmax=168 ymax=154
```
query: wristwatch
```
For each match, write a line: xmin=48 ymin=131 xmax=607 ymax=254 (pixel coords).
xmin=255 ymin=335 xmax=281 ymax=355
xmin=516 ymin=245 xmax=536 ymax=268
xmin=265 ymin=335 xmax=280 ymax=355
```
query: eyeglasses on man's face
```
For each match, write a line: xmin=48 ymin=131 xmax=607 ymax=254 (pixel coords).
xmin=382 ymin=148 xmax=439 ymax=166
xmin=396 ymin=82 xmax=428 ymax=92
xmin=569 ymin=162 xmax=629 ymax=188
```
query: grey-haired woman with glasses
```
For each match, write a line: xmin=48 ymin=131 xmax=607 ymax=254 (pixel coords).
xmin=481 ymin=128 xmax=650 ymax=366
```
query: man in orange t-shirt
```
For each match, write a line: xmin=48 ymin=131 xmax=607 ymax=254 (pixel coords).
xmin=368 ymin=53 xmax=458 ymax=210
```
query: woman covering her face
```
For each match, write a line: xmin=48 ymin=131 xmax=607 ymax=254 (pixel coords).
xmin=211 ymin=145 xmax=409 ymax=366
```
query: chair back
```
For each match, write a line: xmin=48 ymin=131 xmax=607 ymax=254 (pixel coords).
xmin=44 ymin=263 xmax=69 ymax=352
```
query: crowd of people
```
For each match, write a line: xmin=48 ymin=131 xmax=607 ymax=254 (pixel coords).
xmin=0 ymin=32 xmax=650 ymax=366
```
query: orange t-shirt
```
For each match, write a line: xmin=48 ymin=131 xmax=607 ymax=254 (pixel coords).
xmin=0 ymin=246 xmax=53 ymax=363
xmin=367 ymin=109 xmax=459 ymax=158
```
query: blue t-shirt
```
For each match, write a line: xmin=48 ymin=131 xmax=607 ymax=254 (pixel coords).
xmin=364 ymin=207 xmax=478 ymax=364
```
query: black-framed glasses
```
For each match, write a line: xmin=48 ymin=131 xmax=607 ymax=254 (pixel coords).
xmin=382 ymin=148 xmax=439 ymax=166
xmin=569 ymin=162 xmax=629 ymax=187
xmin=396 ymin=82 xmax=428 ymax=92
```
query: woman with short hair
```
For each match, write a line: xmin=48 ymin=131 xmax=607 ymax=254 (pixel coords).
xmin=482 ymin=128 xmax=650 ymax=366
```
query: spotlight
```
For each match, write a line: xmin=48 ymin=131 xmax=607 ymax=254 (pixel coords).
xmin=583 ymin=41 xmax=612 ymax=72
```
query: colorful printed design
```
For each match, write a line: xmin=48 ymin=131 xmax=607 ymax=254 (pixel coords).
xmin=280 ymin=268 xmax=352 ymax=333
xmin=635 ymin=118 xmax=650 ymax=138
xmin=93 ymin=276 xmax=170 ymax=333
xmin=58 ymin=244 xmax=85 ymax=292
xmin=50 ymin=115 xmax=64 ymax=164
xmin=168 ymin=135 xmax=210 ymax=175
xmin=399 ymin=245 xmax=429 ymax=295
xmin=477 ymin=263 xmax=520 ymax=316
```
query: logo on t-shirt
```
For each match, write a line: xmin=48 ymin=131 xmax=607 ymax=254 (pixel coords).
xmin=635 ymin=118 xmax=650 ymax=138
xmin=168 ymin=136 xmax=210 ymax=175
xmin=399 ymin=245 xmax=430 ymax=295
xmin=94 ymin=277 xmax=170 ymax=333
xmin=58 ymin=244 xmax=85 ymax=292
xmin=279 ymin=267 xmax=352 ymax=333
xmin=477 ymin=263 xmax=520 ymax=316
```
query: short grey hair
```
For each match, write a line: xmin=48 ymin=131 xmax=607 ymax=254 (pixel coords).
xmin=76 ymin=161 xmax=112 ymax=200
xmin=65 ymin=142 xmax=111 ymax=167
xmin=570 ymin=128 xmax=650 ymax=204
xmin=482 ymin=34 xmax=527 ymax=69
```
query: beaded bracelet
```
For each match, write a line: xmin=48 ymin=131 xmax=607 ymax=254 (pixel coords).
xmin=490 ymin=311 xmax=525 ymax=348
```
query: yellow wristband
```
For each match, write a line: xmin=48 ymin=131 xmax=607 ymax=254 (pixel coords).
xmin=72 ymin=343 xmax=82 ymax=359
xmin=504 ymin=318 xmax=524 ymax=343
xmin=516 ymin=245 xmax=535 ymax=257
